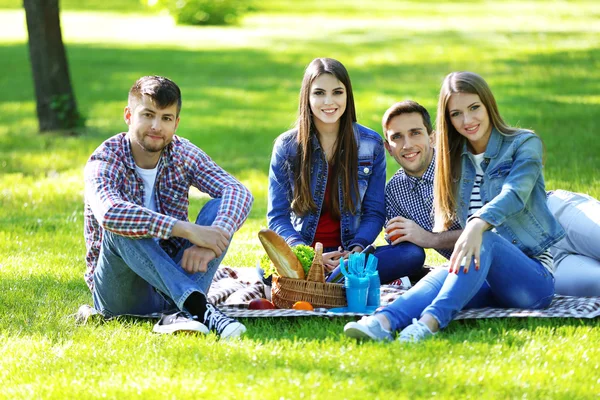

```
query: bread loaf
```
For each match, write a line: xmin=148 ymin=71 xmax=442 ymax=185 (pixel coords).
xmin=258 ymin=229 xmax=305 ymax=280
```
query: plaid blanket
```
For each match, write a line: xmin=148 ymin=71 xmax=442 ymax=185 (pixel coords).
xmin=212 ymin=267 xmax=600 ymax=319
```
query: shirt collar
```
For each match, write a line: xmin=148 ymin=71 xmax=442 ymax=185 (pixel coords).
xmin=121 ymin=132 xmax=179 ymax=170
xmin=461 ymin=127 xmax=501 ymax=158
xmin=405 ymin=149 xmax=436 ymax=186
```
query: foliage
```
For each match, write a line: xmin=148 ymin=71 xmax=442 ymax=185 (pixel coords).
xmin=148 ymin=0 xmax=253 ymax=25
xmin=49 ymin=93 xmax=86 ymax=130
xmin=259 ymin=245 xmax=315 ymax=278
xmin=294 ymin=245 xmax=315 ymax=275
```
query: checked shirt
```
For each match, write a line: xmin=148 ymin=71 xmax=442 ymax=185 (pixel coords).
xmin=83 ymin=132 xmax=253 ymax=291
xmin=384 ymin=155 xmax=460 ymax=259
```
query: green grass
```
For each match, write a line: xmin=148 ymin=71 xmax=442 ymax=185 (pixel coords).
xmin=1 ymin=1 xmax=600 ymax=398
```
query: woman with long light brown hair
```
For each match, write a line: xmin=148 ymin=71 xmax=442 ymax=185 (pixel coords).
xmin=345 ymin=71 xmax=564 ymax=342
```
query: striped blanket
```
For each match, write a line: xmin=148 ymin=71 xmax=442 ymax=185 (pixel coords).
xmin=211 ymin=267 xmax=600 ymax=319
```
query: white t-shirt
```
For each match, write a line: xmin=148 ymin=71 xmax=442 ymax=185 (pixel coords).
xmin=135 ymin=165 xmax=158 ymax=212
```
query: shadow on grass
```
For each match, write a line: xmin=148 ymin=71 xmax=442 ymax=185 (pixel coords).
xmin=1 ymin=33 xmax=599 ymax=184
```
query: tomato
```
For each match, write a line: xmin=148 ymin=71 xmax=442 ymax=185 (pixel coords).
xmin=248 ymin=298 xmax=275 ymax=310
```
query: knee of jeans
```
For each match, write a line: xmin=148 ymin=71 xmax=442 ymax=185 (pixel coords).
xmin=422 ymin=266 xmax=449 ymax=286
xmin=194 ymin=198 xmax=222 ymax=226
xmin=480 ymin=230 xmax=501 ymax=252
xmin=404 ymin=243 xmax=426 ymax=264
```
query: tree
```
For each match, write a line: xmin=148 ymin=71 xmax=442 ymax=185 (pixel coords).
xmin=23 ymin=0 xmax=83 ymax=132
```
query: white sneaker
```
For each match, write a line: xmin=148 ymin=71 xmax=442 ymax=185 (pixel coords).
xmin=344 ymin=315 xmax=393 ymax=341
xmin=397 ymin=318 xmax=436 ymax=343
xmin=153 ymin=311 xmax=209 ymax=334
xmin=202 ymin=304 xmax=247 ymax=339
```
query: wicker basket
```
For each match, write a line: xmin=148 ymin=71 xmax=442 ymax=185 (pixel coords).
xmin=271 ymin=242 xmax=347 ymax=309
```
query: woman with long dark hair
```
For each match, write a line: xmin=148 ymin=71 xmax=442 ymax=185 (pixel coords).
xmin=267 ymin=58 xmax=386 ymax=269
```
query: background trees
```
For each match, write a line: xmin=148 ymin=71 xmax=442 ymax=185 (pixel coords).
xmin=23 ymin=0 xmax=83 ymax=132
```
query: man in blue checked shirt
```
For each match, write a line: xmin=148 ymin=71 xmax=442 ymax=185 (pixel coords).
xmin=328 ymin=101 xmax=458 ymax=285
xmin=83 ymin=76 xmax=253 ymax=338
xmin=382 ymin=100 xmax=600 ymax=297
xmin=382 ymin=100 xmax=461 ymax=260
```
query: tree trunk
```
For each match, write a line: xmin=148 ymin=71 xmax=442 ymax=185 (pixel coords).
xmin=24 ymin=0 xmax=83 ymax=132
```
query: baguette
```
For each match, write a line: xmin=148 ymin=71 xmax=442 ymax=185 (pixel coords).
xmin=258 ymin=229 xmax=305 ymax=280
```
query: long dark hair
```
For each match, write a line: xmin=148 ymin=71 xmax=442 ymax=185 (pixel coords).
xmin=292 ymin=58 xmax=358 ymax=218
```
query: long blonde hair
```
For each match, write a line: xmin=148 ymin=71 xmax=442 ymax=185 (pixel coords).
xmin=433 ymin=71 xmax=522 ymax=231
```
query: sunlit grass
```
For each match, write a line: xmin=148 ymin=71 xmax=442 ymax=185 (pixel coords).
xmin=1 ymin=1 xmax=600 ymax=398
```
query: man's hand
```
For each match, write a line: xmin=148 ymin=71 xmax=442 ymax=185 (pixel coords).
xmin=172 ymin=221 xmax=230 ymax=256
xmin=181 ymin=245 xmax=217 ymax=274
xmin=385 ymin=216 xmax=430 ymax=247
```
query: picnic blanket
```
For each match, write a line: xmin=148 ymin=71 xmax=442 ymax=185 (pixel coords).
xmin=211 ymin=266 xmax=600 ymax=319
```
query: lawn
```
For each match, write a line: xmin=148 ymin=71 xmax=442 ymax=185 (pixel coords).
xmin=1 ymin=1 xmax=600 ymax=398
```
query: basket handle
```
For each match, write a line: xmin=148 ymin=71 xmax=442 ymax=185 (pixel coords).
xmin=306 ymin=242 xmax=326 ymax=283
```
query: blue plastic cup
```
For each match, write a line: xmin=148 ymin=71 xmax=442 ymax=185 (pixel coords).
xmin=367 ymin=272 xmax=381 ymax=307
xmin=345 ymin=276 xmax=369 ymax=312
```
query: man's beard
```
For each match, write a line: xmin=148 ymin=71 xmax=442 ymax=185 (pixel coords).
xmin=137 ymin=134 xmax=167 ymax=153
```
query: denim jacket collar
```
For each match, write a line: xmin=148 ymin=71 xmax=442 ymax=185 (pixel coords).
xmin=461 ymin=127 xmax=502 ymax=160
xmin=310 ymin=123 xmax=360 ymax=152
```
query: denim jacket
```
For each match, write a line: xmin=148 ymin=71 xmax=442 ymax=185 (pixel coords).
xmin=457 ymin=128 xmax=565 ymax=257
xmin=267 ymin=123 xmax=386 ymax=249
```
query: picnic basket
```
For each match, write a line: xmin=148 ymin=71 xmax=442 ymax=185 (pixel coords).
xmin=270 ymin=241 xmax=347 ymax=309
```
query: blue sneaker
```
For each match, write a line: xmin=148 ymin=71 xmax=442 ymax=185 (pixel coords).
xmin=343 ymin=315 xmax=393 ymax=341
xmin=397 ymin=318 xmax=436 ymax=343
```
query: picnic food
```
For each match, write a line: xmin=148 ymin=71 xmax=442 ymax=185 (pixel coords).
xmin=259 ymin=245 xmax=315 ymax=279
xmin=248 ymin=299 xmax=276 ymax=310
xmin=386 ymin=225 xmax=404 ymax=242
xmin=291 ymin=245 xmax=315 ymax=276
xmin=292 ymin=301 xmax=314 ymax=311
xmin=258 ymin=229 xmax=305 ymax=279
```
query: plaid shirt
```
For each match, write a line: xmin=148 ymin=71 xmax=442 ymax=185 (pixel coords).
xmin=384 ymin=154 xmax=461 ymax=259
xmin=83 ymin=132 xmax=253 ymax=291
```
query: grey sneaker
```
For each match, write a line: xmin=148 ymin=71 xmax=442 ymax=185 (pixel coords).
xmin=153 ymin=311 xmax=209 ymax=334
xmin=397 ymin=318 xmax=436 ymax=343
xmin=343 ymin=315 xmax=393 ymax=341
xmin=202 ymin=304 xmax=246 ymax=339
xmin=74 ymin=304 xmax=104 ymax=325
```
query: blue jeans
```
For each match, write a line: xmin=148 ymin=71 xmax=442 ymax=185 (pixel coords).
xmin=92 ymin=199 xmax=227 ymax=317
xmin=548 ymin=190 xmax=600 ymax=296
xmin=373 ymin=242 xmax=426 ymax=284
xmin=379 ymin=231 xmax=555 ymax=331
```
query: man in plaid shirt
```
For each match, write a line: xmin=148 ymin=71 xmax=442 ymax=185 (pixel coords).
xmin=84 ymin=76 xmax=253 ymax=338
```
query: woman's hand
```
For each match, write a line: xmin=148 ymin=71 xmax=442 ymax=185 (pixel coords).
xmin=449 ymin=218 xmax=491 ymax=274
xmin=322 ymin=247 xmax=347 ymax=272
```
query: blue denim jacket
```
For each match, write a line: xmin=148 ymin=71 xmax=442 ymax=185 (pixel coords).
xmin=267 ymin=123 xmax=386 ymax=249
xmin=457 ymin=128 xmax=565 ymax=257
